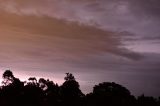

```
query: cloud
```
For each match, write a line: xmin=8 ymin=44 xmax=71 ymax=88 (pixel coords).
xmin=1 ymin=0 xmax=159 ymax=55
xmin=127 ymin=0 xmax=160 ymax=19
xmin=0 ymin=0 xmax=160 ymax=36
xmin=0 ymin=8 xmax=143 ymax=88
xmin=0 ymin=9 xmax=142 ymax=60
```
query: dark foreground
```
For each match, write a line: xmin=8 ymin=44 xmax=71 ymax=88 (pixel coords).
xmin=0 ymin=70 xmax=159 ymax=106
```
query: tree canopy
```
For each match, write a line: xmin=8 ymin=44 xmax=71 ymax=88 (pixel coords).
xmin=0 ymin=70 xmax=159 ymax=106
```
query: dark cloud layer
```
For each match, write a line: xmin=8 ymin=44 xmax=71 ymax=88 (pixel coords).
xmin=128 ymin=0 xmax=160 ymax=18
xmin=0 ymin=10 xmax=142 ymax=60
xmin=1 ymin=0 xmax=159 ymax=53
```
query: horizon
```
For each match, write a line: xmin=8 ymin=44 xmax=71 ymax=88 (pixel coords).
xmin=0 ymin=69 xmax=159 ymax=98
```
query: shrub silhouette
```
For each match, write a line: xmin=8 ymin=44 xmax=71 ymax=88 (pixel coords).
xmin=0 ymin=70 xmax=159 ymax=106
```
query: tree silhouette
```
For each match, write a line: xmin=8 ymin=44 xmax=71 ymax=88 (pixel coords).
xmin=28 ymin=77 xmax=38 ymax=86
xmin=61 ymin=73 xmax=84 ymax=106
xmin=62 ymin=73 xmax=83 ymax=98
xmin=38 ymin=78 xmax=60 ymax=106
xmin=137 ymin=95 xmax=158 ymax=106
xmin=64 ymin=73 xmax=75 ymax=81
xmin=0 ymin=70 xmax=159 ymax=106
xmin=2 ymin=70 xmax=14 ymax=86
xmin=86 ymin=82 xmax=136 ymax=106
xmin=23 ymin=78 xmax=43 ymax=106
xmin=93 ymin=82 xmax=131 ymax=96
xmin=3 ymin=70 xmax=14 ymax=78
xmin=39 ymin=78 xmax=48 ymax=90
xmin=1 ymin=70 xmax=24 ymax=106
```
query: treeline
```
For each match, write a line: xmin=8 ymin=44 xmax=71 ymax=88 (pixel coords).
xmin=0 ymin=70 xmax=159 ymax=106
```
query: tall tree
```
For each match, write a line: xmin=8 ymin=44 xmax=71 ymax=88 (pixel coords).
xmin=61 ymin=73 xmax=84 ymax=106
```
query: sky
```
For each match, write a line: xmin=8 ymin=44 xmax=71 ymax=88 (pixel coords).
xmin=0 ymin=0 xmax=160 ymax=97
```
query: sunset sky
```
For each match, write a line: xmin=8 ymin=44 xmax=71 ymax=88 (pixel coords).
xmin=0 ymin=0 xmax=160 ymax=97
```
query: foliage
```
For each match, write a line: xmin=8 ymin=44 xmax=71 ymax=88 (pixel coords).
xmin=0 ymin=70 xmax=159 ymax=106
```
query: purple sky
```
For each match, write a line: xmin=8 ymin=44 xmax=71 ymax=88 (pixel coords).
xmin=0 ymin=0 xmax=160 ymax=97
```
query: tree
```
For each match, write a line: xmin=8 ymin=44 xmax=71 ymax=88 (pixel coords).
xmin=2 ymin=70 xmax=23 ymax=88
xmin=137 ymin=95 xmax=158 ymax=106
xmin=62 ymin=73 xmax=83 ymax=98
xmin=86 ymin=82 xmax=135 ymax=106
xmin=64 ymin=73 xmax=75 ymax=81
xmin=3 ymin=70 xmax=14 ymax=78
xmin=61 ymin=73 xmax=84 ymax=106
xmin=28 ymin=77 xmax=38 ymax=85
xmin=39 ymin=78 xmax=47 ymax=90
xmin=1 ymin=70 xmax=24 ymax=106
xmin=93 ymin=82 xmax=131 ymax=96
xmin=24 ymin=77 xmax=44 ymax=105
xmin=2 ymin=70 xmax=14 ymax=86
xmin=38 ymin=78 xmax=60 ymax=106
